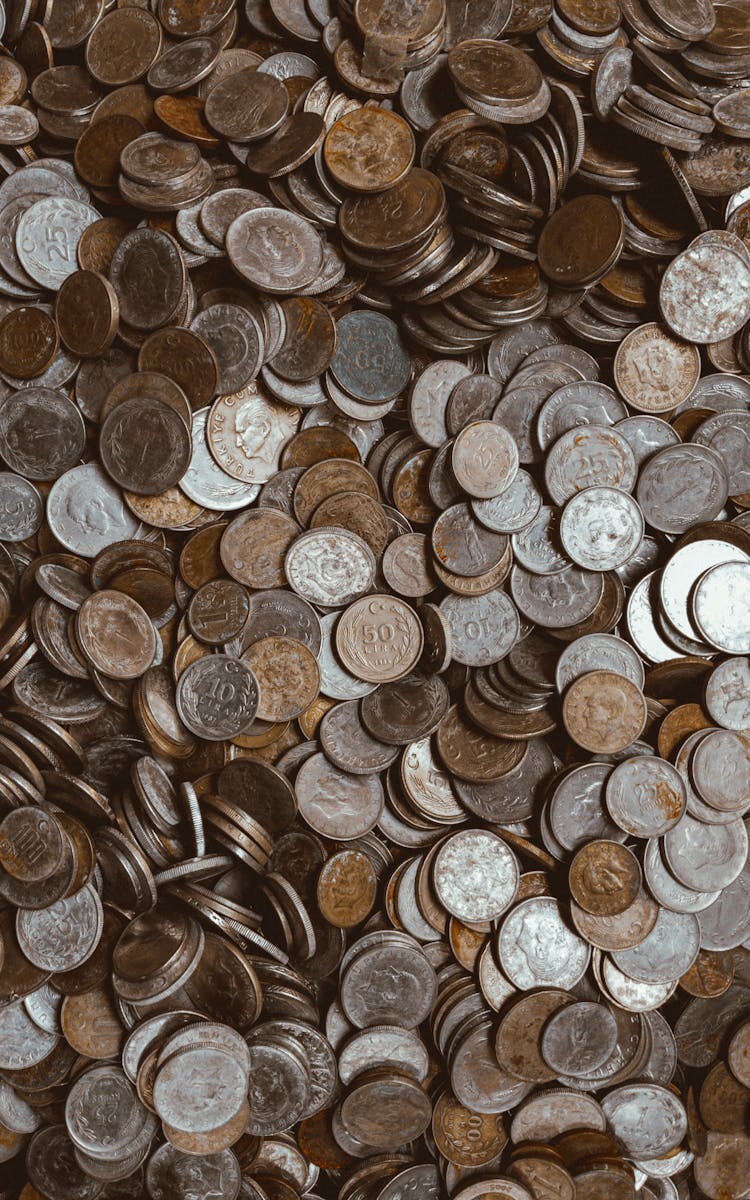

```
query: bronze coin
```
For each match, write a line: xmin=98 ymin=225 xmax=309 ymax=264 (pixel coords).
xmin=0 ymin=307 xmax=58 ymax=379
xmin=74 ymin=114 xmax=146 ymax=190
xmin=270 ymin=297 xmax=336 ymax=383
xmin=138 ymin=327 xmax=219 ymax=411
xmin=55 ymin=270 xmax=119 ymax=357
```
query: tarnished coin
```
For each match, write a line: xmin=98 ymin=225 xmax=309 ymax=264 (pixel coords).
xmin=324 ymin=108 xmax=415 ymax=193
xmin=660 ymin=238 xmax=750 ymax=344
xmin=614 ymin=322 xmax=702 ymax=413
xmin=335 ymin=595 xmax=423 ymax=683
xmin=569 ymin=840 xmax=642 ymax=917
xmin=76 ymin=590 xmax=156 ymax=680
xmin=606 ymin=756 xmax=686 ymax=837
xmin=226 ymin=207 xmax=324 ymax=294
xmin=176 ymin=655 xmax=259 ymax=740
xmin=100 ymin=397 xmax=191 ymax=495
xmin=296 ymin=751 xmax=384 ymax=840
xmin=540 ymin=1002 xmax=619 ymax=1077
xmin=242 ymin=635 xmax=320 ymax=721
xmin=562 ymin=671 xmax=647 ymax=753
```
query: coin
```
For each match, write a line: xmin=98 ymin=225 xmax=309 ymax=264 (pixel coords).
xmin=563 ymin=670 xmax=647 ymax=753
xmin=569 ymin=840 xmax=642 ymax=916
xmin=324 ymin=108 xmax=415 ymax=193
xmin=176 ymin=656 xmax=259 ymax=740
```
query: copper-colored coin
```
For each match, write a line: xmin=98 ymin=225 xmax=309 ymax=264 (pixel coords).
xmin=77 ymin=217 xmax=133 ymax=274
xmin=436 ymin=704 xmax=526 ymax=782
xmin=179 ymin=522 xmax=226 ymax=588
xmin=309 ymin=491 xmax=388 ymax=557
xmin=270 ymin=297 xmax=336 ymax=383
xmin=220 ymin=509 xmax=299 ymax=589
xmin=187 ymin=579 xmax=250 ymax=646
xmin=324 ymin=108 xmax=415 ymax=193
xmin=432 ymin=1090 xmax=507 ymax=1167
xmin=657 ymin=702 xmax=713 ymax=759
xmin=55 ymin=270 xmax=119 ymax=357
xmin=74 ymin=113 xmax=146 ymax=189
xmin=538 ymin=195 xmax=623 ymax=286
xmin=293 ymin=459 xmax=378 ymax=526
xmin=154 ymin=95 xmax=220 ymax=148
xmin=700 ymin=1062 xmax=750 ymax=1134
xmin=138 ymin=327 xmax=219 ymax=412
xmin=316 ymin=849 xmax=377 ymax=928
xmin=562 ymin=671 xmax=647 ymax=753
xmin=681 ymin=949 xmax=735 ymax=999
xmin=242 ymin=635 xmax=320 ymax=722
xmin=281 ymin=427 xmax=360 ymax=468
xmin=0 ymin=307 xmax=58 ymax=379
xmin=495 ymin=989 xmax=573 ymax=1083
xmin=61 ymin=987 xmax=124 ymax=1059
xmin=76 ymin=589 xmax=156 ymax=680
xmin=569 ymin=840 xmax=642 ymax=917
xmin=85 ymin=8 xmax=163 ymax=85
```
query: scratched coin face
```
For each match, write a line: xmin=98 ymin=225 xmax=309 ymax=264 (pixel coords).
xmin=175 ymin=655 xmax=259 ymax=740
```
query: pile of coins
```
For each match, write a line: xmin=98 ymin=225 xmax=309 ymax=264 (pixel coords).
xmin=0 ymin=0 xmax=747 ymax=1198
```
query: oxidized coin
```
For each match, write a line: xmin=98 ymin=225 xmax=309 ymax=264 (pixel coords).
xmin=226 ymin=207 xmax=323 ymax=293
xmin=569 ymin=840 xmax=642 ymax=917
xmin=100 ymin=397 xmax=191 ymax=495
xmin=605 ymin=756 xmax=687 ymax=837
xmin=614 ymin=322 xmax=702 ymax=413
xmin=330 ymin=310 xmax=411 ymax=404
xmin=563 ymin=671 xmax=647 ymax=753
xmin=76 ymin=590 xmax=156 ymax=680
xmin=242 ymin=635 xmax=320 ymax=722
xmin=0 ymin=307 xmax=58 ymax=379
xmin=324 ymin=108 xmax=415 ymax=193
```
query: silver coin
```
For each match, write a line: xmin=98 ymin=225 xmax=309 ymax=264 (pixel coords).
xmin=692 ymin=561 xmax=750 ymax=652
xmin=47 ymin=464 xmax=140 ymax=557
xmin=498 ymin=897 xmax=590 ymax=990
xmin=559 ymin=486 xmax=644 ymax=571
xmin=611 ymin=906 xmax=700 ymax=984
xmin=705 ymin=657 xmax=750 ymax=730
xmin=16 ymin=196 xmax=99 ymax=289
xmin=556 ymin=633 xmax=645 ymax=693
xmin=664 ymin=813 xmax=749 ymax=891
xmin=180 ymin=408 xmax=261 ymax=510
xmin=472 ymin=469 xmax=543 ymax=534
xmin=175 ymin=655 xmax=259 ymax=740
xmin=285 ymin=529 xmax=376 ymax=607
xmin=606 ymin=757 xmax=686 ymax=838
xmin=439 ymin=590 xmax=520 ymax=666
